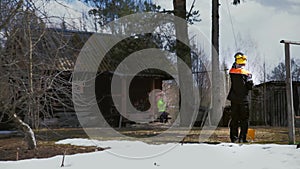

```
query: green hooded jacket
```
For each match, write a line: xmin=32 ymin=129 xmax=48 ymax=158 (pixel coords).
xmin=157 ymin=98 xmax=166 ymax=112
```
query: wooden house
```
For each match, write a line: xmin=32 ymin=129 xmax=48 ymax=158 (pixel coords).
xmin=1 ymin=28 xmax=172 ymax=128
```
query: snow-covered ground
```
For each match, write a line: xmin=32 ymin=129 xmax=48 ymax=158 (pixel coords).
xmin=1 ymin=138 xmax=300 ymax=169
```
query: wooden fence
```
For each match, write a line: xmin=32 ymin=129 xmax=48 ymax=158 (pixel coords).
xmin=250 ymin=81 xmax=300 ymax=127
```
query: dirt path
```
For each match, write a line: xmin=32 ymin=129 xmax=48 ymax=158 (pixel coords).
xmin=0 ymin=127 xmax=299 ymax=161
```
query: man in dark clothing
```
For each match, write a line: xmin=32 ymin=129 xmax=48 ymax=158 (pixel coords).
xmin=227 ymin=52 xmax=254 ymax=143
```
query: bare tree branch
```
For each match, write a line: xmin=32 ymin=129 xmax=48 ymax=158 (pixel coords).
xmin=0 ymin=0 xmax=24 ymax=30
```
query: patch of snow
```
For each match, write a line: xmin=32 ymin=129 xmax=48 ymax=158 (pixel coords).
xmin=56 ymin=138 xmax=101 ymax=147
xmin=56 ymin=138 xmax=177 ymax=158
xmin=0 ymin=131 xmax=18 ymax=135
xmin=2 ymin=138 xmax=300 ymax=169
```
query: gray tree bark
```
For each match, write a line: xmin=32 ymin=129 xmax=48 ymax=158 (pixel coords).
xmin=173 ymin=0 xmax=194 ymax=127
xmin=211 ymin=0 xmax=222 ymax=126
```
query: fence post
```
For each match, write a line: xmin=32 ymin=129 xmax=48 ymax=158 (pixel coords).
xmin=281 ymin=41 xmax=296 ymax=144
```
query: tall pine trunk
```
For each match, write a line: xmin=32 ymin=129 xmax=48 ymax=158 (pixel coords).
xmin=173 ymin=0 xmax=194 ymax=127
xmin=211 ymin=0 xmax=222 ymax=126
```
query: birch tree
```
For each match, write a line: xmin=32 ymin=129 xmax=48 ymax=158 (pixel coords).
xmin=0 ymin=0 xmax=76 ymax=149
xmin=0 ymin=0 xmax=38 ymax=150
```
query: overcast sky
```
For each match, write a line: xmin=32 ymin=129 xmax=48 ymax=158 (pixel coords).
xmin=153 ymin=0 xmax=300 ymax=82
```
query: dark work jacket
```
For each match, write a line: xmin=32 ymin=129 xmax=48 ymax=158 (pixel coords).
xmin=227 ymin=66 xmax=253 ymax=103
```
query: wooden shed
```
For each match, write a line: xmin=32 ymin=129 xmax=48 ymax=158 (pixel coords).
xmin=95 ymin=70 xmax=171 ymax=127
xmin=1 ymin=27 xmax=172 ymax=128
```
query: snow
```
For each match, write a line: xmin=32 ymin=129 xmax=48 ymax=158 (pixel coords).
xmin=0 ymin=131 xmax=18 ymax=135
xmin=1 ymin=138 xmax=300 ymax=169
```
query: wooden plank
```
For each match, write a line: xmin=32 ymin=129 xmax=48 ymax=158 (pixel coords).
xmin=284 ymin=43 xmax=296 ymax=144
xmin=280 ymin=40 xmax=300 ymax=45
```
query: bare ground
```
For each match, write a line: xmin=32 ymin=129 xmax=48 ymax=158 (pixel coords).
xmin=0 ymin=126 xmax=299 ymax=161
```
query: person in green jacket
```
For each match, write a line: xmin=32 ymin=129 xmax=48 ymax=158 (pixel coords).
xmin=157 ymin=93 xmax=168 ymax=123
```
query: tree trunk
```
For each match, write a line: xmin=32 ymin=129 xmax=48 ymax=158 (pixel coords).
xmin=211 ymin=0 xmax=222 ymax=126
xmin=12 ymin=113 xmax=37 ymax=150
xmin=173 ymin=0 xmax=194 ymax=127
xmin=173 ymin=0 xmax=190 ymax=66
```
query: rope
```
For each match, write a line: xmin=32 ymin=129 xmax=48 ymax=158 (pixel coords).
xmin=225 ymin=0 xmax=238 ymax=50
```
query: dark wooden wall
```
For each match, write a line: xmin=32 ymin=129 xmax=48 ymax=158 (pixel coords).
xmin=250 ymin=81 xmax=300 ymax=127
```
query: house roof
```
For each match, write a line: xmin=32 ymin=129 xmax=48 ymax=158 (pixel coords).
xmin=41 ymin=28 xmax=173 ymax=79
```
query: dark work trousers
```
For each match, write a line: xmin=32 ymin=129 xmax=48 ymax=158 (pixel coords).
xmin=230 ymin=102 xmax=250 ymax=142
xmin=159 ymin=111 xmax=169 ymax=123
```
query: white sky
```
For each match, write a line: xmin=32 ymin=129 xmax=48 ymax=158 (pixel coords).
xmin=1 ymin=139 xmax=300 ymax=169
xmin=34 ymin=0 xmax=95 ymax=31
xmin=40 ymin=0 xmax=300 ymax=83
xmin=153 ymin=0 xmax=300 ymax=76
